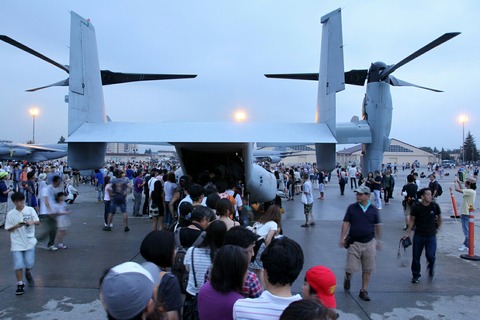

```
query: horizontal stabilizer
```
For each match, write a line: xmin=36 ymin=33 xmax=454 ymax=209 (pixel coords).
xmin=0 ymin=35 xmax=69 ymax=73
xmin=265 ymin=73 xmax=318 ymax=81
xmin=67 ymin=122 xmax=337 ymax=144
xmin=389 ymin=75 xmax=442 ymax=92
xmin=100 ymin=70 xmax=197 ymax=85
xmin=381 ymin=32 xmax=461 ymax=80
xmin=345 ymin=69 xmax=368 ymax=86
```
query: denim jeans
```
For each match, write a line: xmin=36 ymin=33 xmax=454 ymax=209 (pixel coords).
xmin=411 ymin=233 xmax=436 ymax=278
xmin=97 ymin=184 xmax=104 ymax=201
xmin=461 ymin=214 xmax=469 ymax=247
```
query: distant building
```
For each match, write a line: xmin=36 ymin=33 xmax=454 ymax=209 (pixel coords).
xmin=282 ymin=138 xmax=441 ymax=169
xmin=106 ymin=143 xmax=139 ymax=154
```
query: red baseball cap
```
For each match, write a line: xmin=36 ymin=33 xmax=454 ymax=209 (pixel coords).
xmin=305 ymin=266 xmax=337 ymax=308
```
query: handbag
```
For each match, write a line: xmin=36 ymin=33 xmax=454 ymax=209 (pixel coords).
xmin=301 ymin=193 xmax=308 ymax=204
xmin=183 ymin=247 xmax=199 ymax=320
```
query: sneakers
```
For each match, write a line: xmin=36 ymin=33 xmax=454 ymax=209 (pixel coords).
xmin=359 ymin=289 xmax=371 ymax=301
xmin=16 ymin=283 xmax=25 ymax=295
xmin=428 ymin=265 xmax=435 ymax=278
xmin=103 ymin=226 xmax=111 ymax=231
xmin=300 ymin=224 xmax=310 ymax=228
xmin=343 ymin=274 xmax=351 ymax=291
xmin=57 ymin=244 xmax=67 ymax=249
xmin=309 ymin=222 xmax=316 ymax=226
xmin=48 ymin=245 xmax=58 ymax=251
xmin=411 ymin=276 xmax=420 ymax=283
xmin=124 ymin=226 xmax=130 ymax=232
xmin=458 ymin=245 xmax=468 ymax=251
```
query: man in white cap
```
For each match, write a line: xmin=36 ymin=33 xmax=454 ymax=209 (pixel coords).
xmin=100 ymin=261 xmax=159 ymax=320
xmin=339 ymin=185 xmax=382 ymax=302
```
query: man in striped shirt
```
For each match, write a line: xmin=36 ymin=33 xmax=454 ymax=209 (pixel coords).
xmin=233 ymin=237 xmax=304 ymax=320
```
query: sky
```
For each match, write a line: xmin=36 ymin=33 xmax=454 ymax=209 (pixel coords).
xmin=1 ymin=1 xmax=479 ymax=151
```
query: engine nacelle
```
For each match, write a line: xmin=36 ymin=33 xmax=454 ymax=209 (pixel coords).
xmin=246 ymin=164 xmax=277 ymax=203
xmin=0 ymin=147 xmax=11 ymax=155
xmin=267 ymin=156 xmax=281 ymax=163
xmin=10 ymin=148 xmax=30 ymax=157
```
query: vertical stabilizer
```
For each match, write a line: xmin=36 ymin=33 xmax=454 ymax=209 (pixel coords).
xmin=315 ymin=8 xmax=344 ymax=172
xmin=67 ymin=12 xmax=106 ymax=169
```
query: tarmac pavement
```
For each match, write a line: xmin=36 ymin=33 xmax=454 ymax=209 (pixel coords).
xmin=0 ymin=168 xmax=479 ymax=319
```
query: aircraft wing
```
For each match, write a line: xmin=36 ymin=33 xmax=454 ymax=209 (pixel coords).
xmin=67 ymin=122 xmax=337 ymax=144
xmin=16 ymin=143 xmax=68 ymax=152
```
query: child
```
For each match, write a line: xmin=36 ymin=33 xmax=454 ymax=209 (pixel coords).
xmin=52 ymin=192 xmax=70 ymax=249
xmin=5 ymin=192 xmax=40 ymax=295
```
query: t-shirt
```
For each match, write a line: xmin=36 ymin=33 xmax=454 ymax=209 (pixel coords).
xmin=373 ymin=176 xmax=382 ymax=190
xmin=133 ymin=176 xmax=143 ymax=193
xmin=343 ymin=202 xmax=381 ymax=243
xmin=233 ymin=290 xmax=302 ymax=320
xmin=95 ymin=171 xmax=104 ymax=185
xmin=5 ymin=205 xmax=39 ymax=251
xmin=198 ymin=281 xmax=243 ymax=320
xmin=39 ymin=185 xmax=56 ymax=215
xmin=303 ymin=180 xmax=313 ymax=204
xmin=164 ymin=181 xmax=177 ymax=202
xmin=125 ymin=169 xmax=134 ymax=180
xmin=411 ymin=202 xmax=440 ymax=237
xmin=254 ymin=221 xmax=278 ymax=239
xmin=184 ymin=246 xmax=211 ymax=295
xmin=104 ymin=184 xmax=112 ymax=201
xmin=460 ymin=189 xmax=476 ymax=216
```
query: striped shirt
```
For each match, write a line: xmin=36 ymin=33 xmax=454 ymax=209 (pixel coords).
xmin=184 ymin=246 xmax=211 ymax=295
xmin=233 ymin=291 xmax=301 ymax=320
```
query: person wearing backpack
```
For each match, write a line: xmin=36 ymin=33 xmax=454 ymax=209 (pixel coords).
xmin=428 ymin=174 xmax=441 ymax=198
xmin=104 ymin=170 xmax=131 ymax=232
xmin=401 ymin=174 xmax=418 ymax=231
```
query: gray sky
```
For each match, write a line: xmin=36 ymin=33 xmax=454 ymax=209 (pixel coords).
xmin=1 ymin=1 xmax=478 ymax=150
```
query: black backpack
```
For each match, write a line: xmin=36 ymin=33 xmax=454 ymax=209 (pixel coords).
xmin=436 ymin=183 xmax=443 ymax=197
xmin=171 ymin=227 xmax=205 ymax=294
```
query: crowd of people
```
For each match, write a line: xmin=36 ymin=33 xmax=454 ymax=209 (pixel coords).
xmin=1 ymin=158 xmax=478 ymax=319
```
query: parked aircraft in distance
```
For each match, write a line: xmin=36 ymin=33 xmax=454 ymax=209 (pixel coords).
xmin=0 ymin=141 xmax=67 ymax=162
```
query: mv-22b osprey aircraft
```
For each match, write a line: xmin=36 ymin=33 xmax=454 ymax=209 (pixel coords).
xmin=1 ymin=9 xmax=459 ymax=202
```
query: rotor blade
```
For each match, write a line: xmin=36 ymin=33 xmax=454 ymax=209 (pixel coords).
xmin=264 ymin=73 xmax=319 ymax=80
xmin=389 ymin=75 xmax=442 ymax=92
xmin=0 ymin=35 xmax=69 ymax=73
xmin=26 ymin=78 xmax=69 ymax=92
xmin=381 ymin=32 xmax=460 ymax=80
xmin=100 ymin=70 xmax=196 ymax=85
xmin=345 ymin=69 xmax=368 ymax=86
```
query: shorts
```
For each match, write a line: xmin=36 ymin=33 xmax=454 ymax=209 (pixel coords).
xmin=12 ymin=248 xmax=35 ymax=270
xmin=318 ymin=183 xmax=325 ymax=192
xmin=304 ymin=203 xmax=313 ymax=215
xmin=57 ymin=215 xmax=71 ymax=229
xmin=404 ymin=203 xmax=412 ymax=216
xmin=110 ymin=201 xmax=127 ymax=214
xmin=345 ymin=238 xmax=376 ymax=274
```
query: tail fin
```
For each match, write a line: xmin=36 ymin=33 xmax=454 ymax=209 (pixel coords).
xmin=67 ymin=12 xmax=106 ymax=169
xmin=315 ymin=8 xmax=344 ymax=172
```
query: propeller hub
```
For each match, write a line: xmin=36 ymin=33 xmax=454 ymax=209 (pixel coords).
xmin=367 ymin=61 xmax=388 ymax=83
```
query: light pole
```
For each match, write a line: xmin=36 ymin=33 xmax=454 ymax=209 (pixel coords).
xmin=459 ymin=115 xmax=468 ymax=164
xmin=29 ymin=108 xmax=39 ymax=144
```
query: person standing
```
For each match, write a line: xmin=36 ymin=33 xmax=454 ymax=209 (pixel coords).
xmin=348 ymin=165 xmax=358 ymax=189
xmin=38 ymin=175 xmax=61 ymax=251
xmin=401 ymin=174 xmax=418 ymax=231
xmin=372 ymin=171 xmax=382 ymax=209
xmin=301 ymin=173 xmax=315 ymax=227
xmin=404 ymin=188 xmax=441 ymax=283
xmin=0 ymin=171 xmax=10 ymax=228
xmin=94 ymin=169 xmax=105 ymax=203
xmin=382 ymin=170 xmax=395 ymax=205
xmin=105 ymin=170 xmax=131 ymax=232
xmin=455 ymin=177 xmax=477 ymax=251
xmin=317 ymin=170 xmax=325 ymax=200
xmin=5 ymin=192 xmax=40 ymax=295
xmin=428 ymin=174 xmax=440 ymax=198
xmin=132 ymin=170 xmax=144 ymax=217
xmin=339 ymin=185 xmax=382 ymax=302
